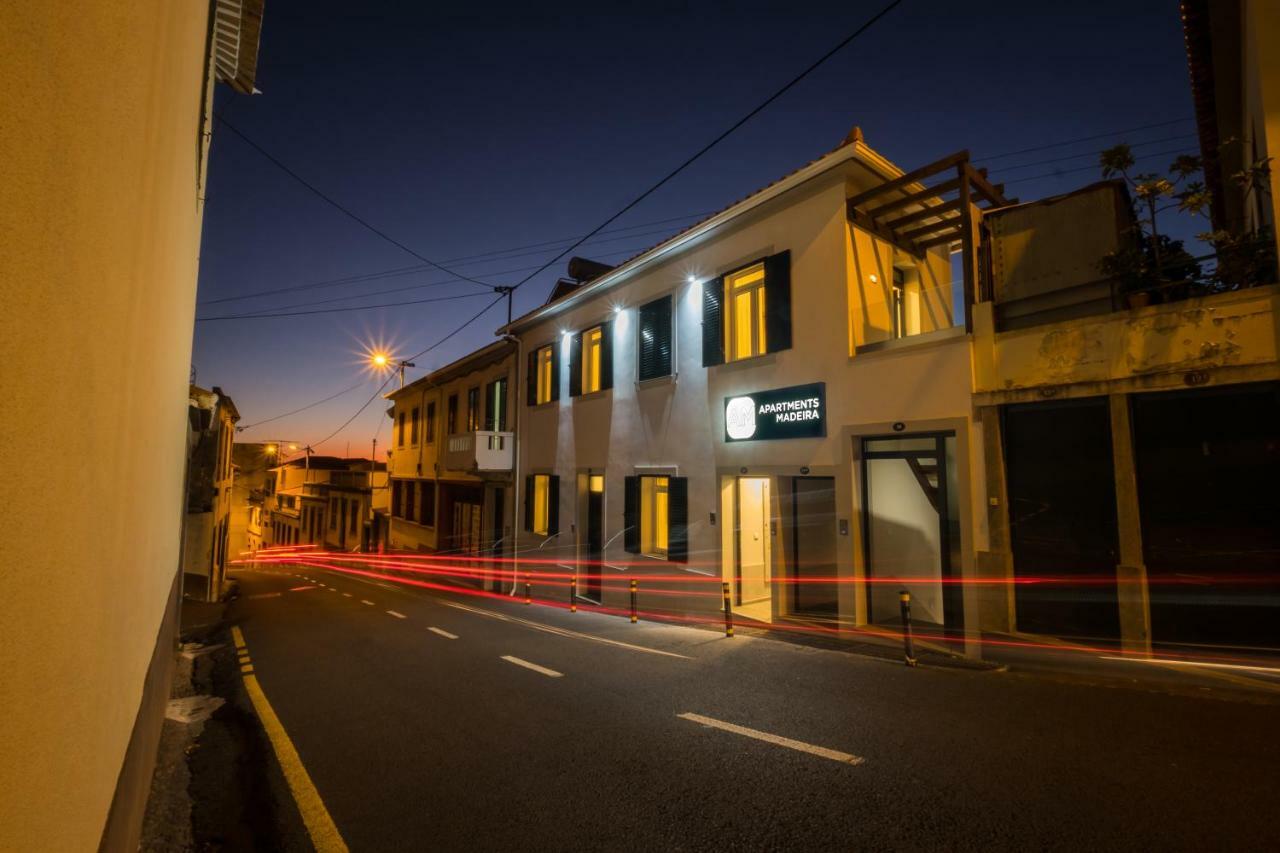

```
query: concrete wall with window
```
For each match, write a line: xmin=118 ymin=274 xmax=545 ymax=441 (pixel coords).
xmin=0 ymin=2 xmax=223 ymax=848
xmin=512 ymin=141 xmax=987 ymax=644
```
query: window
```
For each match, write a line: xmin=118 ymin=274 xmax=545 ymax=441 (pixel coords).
xmin=349 ymin=499 xmax=359 ymax=533
xmin=405 ymin=480 xmax=416 ymax=521
xmin=581 ymin=326 xmax=603 ymax=393
xmin=447 ymin=394 xmax=458 ymax=434
xmin=425 ymin=402 xmax=436 ymax=444
xmin=485 ymin=378 xmax=507 ymax=431
xmin=623 ymin=475 xmax=688 ymax=562
xmin=891 ymin=267 xmax=906 ymax=340
xmin=640 ymin=476 xmax=669 ymax=558
xmin=410 ymin=407 xmax=420 ymax=444
xmin=420 ymin=482 xmax=436 ymax=527
xmin=397 ymin=411 xmax=406 ymax=446
xmin=725 ymin=263 xmax=766 ymax=361
xmin=466 ymin=387 xmax=480 ymax=431
xmin=524 ymin=474 xmax=558 ymax=536
xmin=532 ymin=344 xmax=555 ymax=405
xmin=637 ymin=295 xmax=673 ymax=381
xmin=391 ymin=481 xmax=401 ymax=518
xmin=701 ymin=251 xmax=791 ymax=367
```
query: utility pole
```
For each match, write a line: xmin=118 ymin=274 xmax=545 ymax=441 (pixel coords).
xmin=397 ymin=359 xmax=416 ymax=388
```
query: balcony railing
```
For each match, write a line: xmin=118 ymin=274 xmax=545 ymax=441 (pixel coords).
xmin=442 ymin=430 xmax=513 ymax=473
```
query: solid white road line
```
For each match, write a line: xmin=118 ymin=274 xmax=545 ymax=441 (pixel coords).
xmin=676 ymin=713 xmax=864 ymax=765
xmin=1099 ymin=655 xmax=1280 ymax=675
xmin=428 ymin=627 xmax=458 ymax=640
xmin=500 ymin=656 xmax=563 ymax=678
xmin=361 ymin=600 xmax=375 ymax=606
xmin=387 ymin=610 xmax=407 ymax=619
xmin=438 ymin=600 xmax=690 ymax=659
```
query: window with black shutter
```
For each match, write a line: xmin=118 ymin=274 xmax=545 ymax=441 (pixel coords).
xmin=667 ymin=477 xmax=688 ymax=563
xmin=638 ymin=295 xmax=672 ymax=380
xmin=763 ymin=249 xmax=792 ymax=353
xmin=701 ymin=275 xmax=725 ymax=367
xmin=425 ymin=402 xmax=436 ymax=444
xmin=410 ymin=407 xmax=419 ymax=444
xmin=447 ymin=394 xmax=458 ymax=434
xmin=526 ymin=474 xmax=559 ymax=536
xmin=568 ymin=331 xmax=583 ymax=397
xmin=529 ymin=344 xmax=557 ymax=405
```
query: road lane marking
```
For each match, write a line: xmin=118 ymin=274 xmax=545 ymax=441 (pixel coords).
xmin=289 ymin=586 xmax=316 ymax=592
xmin=387 ymin=610 xmax=407 ymax=619
xmin=361 ymin=600 xmax=375 ymax=606
xmin=1099 ymin=656 xmax=1280 ymax=675
xmin=327 ymin=588 xmax=337 ymax=593
xmin=248 ymin=592 xmax=282 ymax=599
xmin=428 ymin=627 xmax=458 ymax=640
xmin=342 ymin=593 xmax=352 ymax=597
xmin=438 ymin=600 xmax=689 ymax=659
xmin=676 ymin=713 xmax=864 ymax=766
xmin=501 ymin=656 xmax=563 ymax=678
xmin=230 ymin=626 xmax=349 ymax=852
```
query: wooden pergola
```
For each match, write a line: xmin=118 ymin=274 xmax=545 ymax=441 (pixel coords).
xmin=846 ymin=150 xmax=1013 ymax=329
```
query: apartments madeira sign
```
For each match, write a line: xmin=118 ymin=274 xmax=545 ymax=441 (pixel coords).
xmin=724 ymin=382 xmax=826 ymax=442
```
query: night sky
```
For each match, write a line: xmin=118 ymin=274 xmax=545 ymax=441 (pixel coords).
xmin=194 ymin=0 xmax=1195 ymax=456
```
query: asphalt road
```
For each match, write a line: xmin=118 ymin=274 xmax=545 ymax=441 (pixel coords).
xmin=228 ymin=564 xmax=1280 ymax=852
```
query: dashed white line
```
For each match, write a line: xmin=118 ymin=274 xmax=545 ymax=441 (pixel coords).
xmin=342 ymin=593 xmax=352 ymax=598
xmin=676 ymin=713 xmax=864 ymax=765
xmin=500 ymin=656 xmax=563 ymax=678
xmin=387 ymin=610 xmax=407 ymax=619
xmin=361 ymin=600 xmax=375 ymax=606
xmin=428 ymin=627 xmax=458 ymax=640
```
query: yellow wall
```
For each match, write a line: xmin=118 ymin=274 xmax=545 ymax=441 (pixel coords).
xmin=0 ymin=3 xmax=214 ymax=848
xmin=973 ymin=286 xmax=1280 ymax=396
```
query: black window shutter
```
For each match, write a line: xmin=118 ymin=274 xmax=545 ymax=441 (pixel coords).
xmin=550 ymin=344 xmax=561 ymax=401
xmin=523 ymin=475 xmax=534 ymax=531
xmin=623 ymin=476 xmax=640 ymax=553
xmin=526 ymin=350 xmax=537 ymax=406
xmin=701 ymin=276 xmax=725 ymax=367
xmin=483 ymin=380 xmax=497 ymax=430
xmin=668 ymin=477 xmax=689 ymax=563
xmin=599 ymin=320 xmax=614 ymax=390
xmin=548 ymin=475 xmax=560 ymax=536
xmin=764 ymin=250 xmax=792 ymax=353
xmin=638 ymin=295 xmax=672 ymax=381
xmin=568 ymin=332 xmax=583 ymax=397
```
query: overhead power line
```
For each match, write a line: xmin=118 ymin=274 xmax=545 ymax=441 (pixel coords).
xmin=236 ymin=382 xmax=367 ymax=432
xmin=978 ymin=116 xmax=1194 ymax=163
xmin=501 ymin=0 xmax=907 ymax=298
xmin=195 ymin=289 xmax=489 ymax=322
xmin=213 ymin=113 xmax=495 ymax=291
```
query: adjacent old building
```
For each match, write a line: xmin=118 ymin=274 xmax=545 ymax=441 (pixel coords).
xmin=262 ymin=455 xmax=387 ymax=552
xmin=229 ymin=442 xmax=276 ymax=557
xmin=384 ymin=340 xmax=517 ymax=590
xmin=184 ymin=386 xmax=241 ymax=602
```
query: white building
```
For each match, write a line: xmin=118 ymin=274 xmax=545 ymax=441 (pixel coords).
xmin=505 ymin=131 xmax=1011 ymax=652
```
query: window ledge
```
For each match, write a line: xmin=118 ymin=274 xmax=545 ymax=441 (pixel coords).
xmin=853 ymin=325 xmax=966 ymax=357
xmin=636 ymin=373 xmax=676 ymax=389
xmin=716 ymin=352 xmax=778 ymax=371
xmin=574 ymin=389 xmax=612 ymax=402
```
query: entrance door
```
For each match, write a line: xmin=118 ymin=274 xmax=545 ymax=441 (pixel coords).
xmin=735 ymin=477 xmax=771 ymax=606
xmin=862 ymin=434 xmax=961 ymax=633
xmin=584 ymin=475 xmax=604 ymax=603
xmin=1004 ymin=400 xmax=1120 ymax=641
xmin=791 ymin=477 xmax=838 ymax=616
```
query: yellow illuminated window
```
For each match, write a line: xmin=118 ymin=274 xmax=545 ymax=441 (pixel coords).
xmin=582 ymin=326 xmax=603 ymax=393
xmin=725 ymin=263 xmax=766 ymax=361
xmin=533 ymin=474 xmax=551 ymax=535
xmin=589 ymin=474 xmax=604 ymax=493
xmin=640 ymin=476 xmax=669 ymax=558
xmin=536 ymin=345 xmax=554 ymax=405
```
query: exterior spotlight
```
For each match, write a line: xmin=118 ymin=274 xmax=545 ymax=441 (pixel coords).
xmin=687 ymin=274 xmax=698 ymax=284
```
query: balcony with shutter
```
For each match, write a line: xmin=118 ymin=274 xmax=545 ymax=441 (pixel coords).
xmin=442 ymin=430 xmax=514 ymax=473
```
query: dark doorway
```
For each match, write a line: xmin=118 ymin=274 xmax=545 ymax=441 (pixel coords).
xmin=1132 ymin=383 xmax=1280 ymax=651
xmin=790 ymin=477 xmax=838 ymax=616
xmin=490 ymin=487 xmax=505 ymax=592
xmin=583 ymin=475 xmax=604 ymax=603
xmin=1003 ymin=399 xmax=1120 ymax=641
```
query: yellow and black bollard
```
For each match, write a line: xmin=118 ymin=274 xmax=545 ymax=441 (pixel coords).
xmin=722 ymin=582 xmax=734 ymax=637
xmin=524 ymin=572 xmax=531 ymax=604
xmin=629 ymin=579 xmax=638 ymax=623
xmin=570 ymin=571 xmax=577 ymax=612
xmin=899 ymin=590 xmax=918 ymax=667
